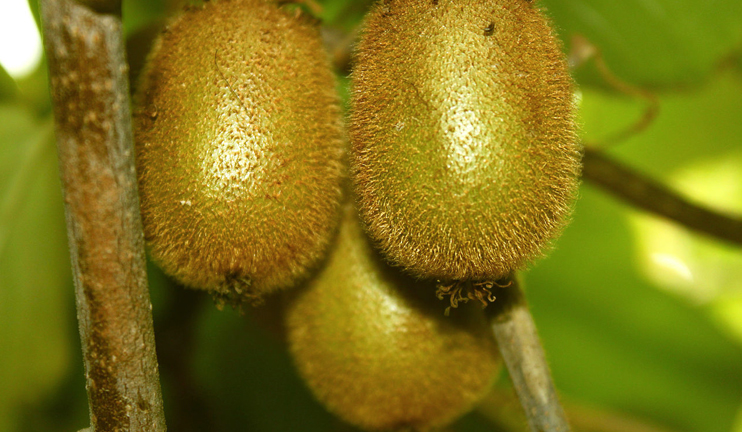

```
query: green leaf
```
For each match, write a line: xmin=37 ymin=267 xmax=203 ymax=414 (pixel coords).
xmin=0 ymin=64 xmax=18 ymax=101
xmin=318 ymin=0 xmax=373 ymax=30
xmin=193 ymin=305 xmax=348 ymax=432
xmin=529 ymin=69 xmax=742 ymax=432
xmin=0 ymin=107 xmax=73 ymax=431
xmin=525 ymin=185 xmax=742 ymax=432
xmin=26 ymin=0 xmax=40 ymax=32
xmin=123 ymin=0 xmax=165 ymax=36
xmin=607 ymin=71 xmax=742 ymax=176
xmin=542 ymin=0 xmax=742 ymax=87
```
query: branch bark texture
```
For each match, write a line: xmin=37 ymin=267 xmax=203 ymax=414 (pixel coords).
xmin=583 ymin=148 xmax=742 ymax=246
xmin=488 ymin=277 xmax=571 ymax=432
xmin=40 ymin=0 xmax=166 ymax=431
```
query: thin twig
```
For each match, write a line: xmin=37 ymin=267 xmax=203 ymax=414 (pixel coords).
xmin=486 ymin=276 xmax=571 ymax=432
xmin=40 ymin=0 xmax=166 ymax=431
xmin=591 ymin=55 xmax=659 ymax=147
xmin=582 ymin=148 xmax=742 ymax=246
xmin=568 ymin=35 xmax=659 ymax=148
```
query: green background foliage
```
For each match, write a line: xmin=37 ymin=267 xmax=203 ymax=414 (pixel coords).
xmin=1 ymin=0 xmax=741 ymax=431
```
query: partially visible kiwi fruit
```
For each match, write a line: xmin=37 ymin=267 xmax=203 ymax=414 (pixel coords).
xmin=350 ymin=0 xmax=581 ymax=286
xmin=134 ymin=0 xmax=344 ymax=303
xmin=286 ymin=204 xmax=501 ymax=431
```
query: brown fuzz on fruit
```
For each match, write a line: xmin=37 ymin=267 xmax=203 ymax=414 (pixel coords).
xmin=350 ymin=0 xmax=581 ymax=283
xmin=286 ymin=205 xmax=501 ymax=431
xmin=134 ymin=0 xmax=344 ymax=303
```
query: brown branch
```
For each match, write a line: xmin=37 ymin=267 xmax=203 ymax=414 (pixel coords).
xmin=39 ymin=1 xmax=166 ymax=431
xmin=582 ymin=148 xmax=742 ymax=246
xmin=486 ymin=276 xmax=572 ymax=432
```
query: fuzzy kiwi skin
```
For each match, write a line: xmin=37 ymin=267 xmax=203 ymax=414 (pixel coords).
xmin=286 ymin=205 xmax=501 ymax=431
xmin=350 ymin=0 xmax=581 ymax=281
xmin=134 ymin=0 xmax=344 ymax=300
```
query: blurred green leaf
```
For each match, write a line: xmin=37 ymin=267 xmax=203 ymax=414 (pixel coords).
xmin=9 ymin=1 xmax=742 ymax=431
xmin=543 ymin=0 xmax=742 ymax=87
xmin=318 ymin=0 xmax=373 ymax=30
xmin=0 ymin=64 xmax=18 ymax=101
xmin=525 ymin=185 xmax=742 ymax=432
xmin=532 ymin=66 xmax=742 ymax=432
xmin=123 ymin=0 xmax=166 ymax=36
xmin=13 ymin=59 xmax=51 ymax=116
xmin=26 ymin=0 xmax=41 ymax=36
xmin=192 ymin=305 xmax=349 ymax=432
xmin=0 ymin=106 xmax=73 ymax=431
xmin=582 ymin=71 xmax=742 ymax=176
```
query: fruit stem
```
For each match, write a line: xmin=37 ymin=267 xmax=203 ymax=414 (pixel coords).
xmin=40 ymin=0 xmax=167 ymax=430
xmin=583 ymin=148 xmax=742 ymax=246
xmin=486 ymin=275 xmax=571 ymax=432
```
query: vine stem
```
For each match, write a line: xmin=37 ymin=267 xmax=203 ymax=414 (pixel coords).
xmin=39 ymin=0 xmax=166 ymax=431
xmin=487 ymin=276 xmax=571 ymax=432
xmin=582 ymin=148 xmax=742 ymax=246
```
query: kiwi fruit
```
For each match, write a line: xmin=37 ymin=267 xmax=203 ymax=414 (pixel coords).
xmin=286 ymin=204 xmax=501 ymax=431
xmin=350 ymin=0 xmax=581 ymax=284
xmin=134 ymin=0 xmax=344 ymax=302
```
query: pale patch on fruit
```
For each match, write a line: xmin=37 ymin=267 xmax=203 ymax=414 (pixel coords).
xmin=134 ymin=0 xmax=344 ymax=302
xmin=350 ymin=0 xmax=581 ymax=282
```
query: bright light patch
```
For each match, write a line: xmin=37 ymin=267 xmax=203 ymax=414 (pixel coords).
xmin=629 ymin=153 xmax=742 ymax=305
xmin=650 ymin=253 xmax=693 ymax=283
xmin=630 ymin=215 xmax=702 ymax=300
xmin=0 ymin=0 xmax=43 ymax=79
